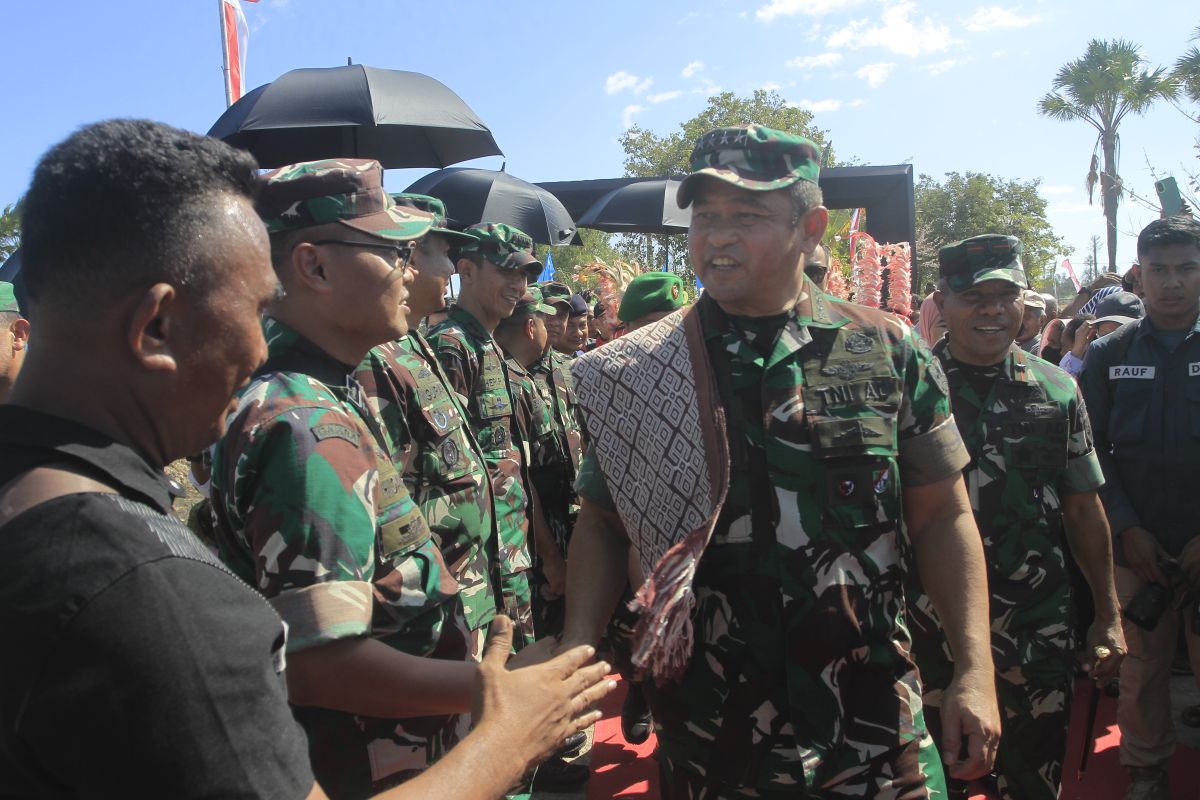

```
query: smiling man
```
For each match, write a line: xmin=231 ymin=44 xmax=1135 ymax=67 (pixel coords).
xmin=428 ymin=223 xmax=545 ymax=652
xmin=528 ymin=124 xmax=1001 ymax=798
xmin=910 ymin=234 xmax=1125 ymax=800
xmin=1079 ymin=215 xmax=1200 ymax=800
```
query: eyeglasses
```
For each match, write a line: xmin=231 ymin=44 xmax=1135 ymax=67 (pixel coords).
xmin=311 ymin=239 xmax=413 ymax=268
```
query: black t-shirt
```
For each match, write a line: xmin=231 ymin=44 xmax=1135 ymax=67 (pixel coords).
xmin=0 ymin=406 xmax=313 ymax=799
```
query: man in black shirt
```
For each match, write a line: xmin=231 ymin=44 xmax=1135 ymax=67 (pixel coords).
xmin=0 ymin=119 xmax=610 ymax=800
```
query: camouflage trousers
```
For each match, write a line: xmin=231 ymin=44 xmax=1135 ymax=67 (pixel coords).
xmin=656 ymin=734 xmax=947 ymax=799
xmin=499 ymin=570 xmax=536 ymax=650
xmin=922 ymin=658 xmax=1072 ymax=800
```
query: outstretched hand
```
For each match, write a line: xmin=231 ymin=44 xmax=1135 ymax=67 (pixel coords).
xmin=473 ymin=616 xmax=615 ymax=773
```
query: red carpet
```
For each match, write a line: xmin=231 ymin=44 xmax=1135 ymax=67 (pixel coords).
xmin=586 ymin=676 xmax=1200 ymax=799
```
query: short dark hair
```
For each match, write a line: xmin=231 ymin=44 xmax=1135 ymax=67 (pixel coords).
xmin=1064 ymin=313 xmax=1095 ymax=341
xmin=1137 ymin=216 xmax=1200 ymax=257
xmin=20 ymin=119 xmax=260 ymax=310
xmin=788 ymin=181 xmax=824 ymax=225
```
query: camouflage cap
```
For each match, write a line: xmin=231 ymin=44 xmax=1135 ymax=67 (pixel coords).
xmin=0 ymin=281 xmax=19 ymax=315
xmin=1021 ymin=289 xmax=1046 ymax=311
xmin=539 ymin=281 xmax=573 ymax=308
xmin=618 ymin=272 xmax=686 ymax=323
xmin=677 ymin=124 xmax=821 ymax=209
xmin=513 ymin=285 xmax=557 ymax=316
xmin=391 ymin=192 xmax=477 ymax=245
xmin=938 ymin=234 xmax=1029 ymax=292
xmin=460 ymin=222 xmax=541 ymax=278
xmin=257 ymin=159 xmax=433 ymax=241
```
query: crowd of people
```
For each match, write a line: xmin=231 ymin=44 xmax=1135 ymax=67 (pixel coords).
xmin=0 ymin=117 xmax=1198 ymax=800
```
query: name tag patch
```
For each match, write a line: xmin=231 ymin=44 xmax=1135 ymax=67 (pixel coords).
xmin=1190 ymin=362 xmax=1200 ymax=377
xmin=1109 ymin=366 xmax=1155 ymax=379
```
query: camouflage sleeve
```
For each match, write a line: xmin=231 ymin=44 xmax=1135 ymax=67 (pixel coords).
xmin=221 ymin=405 xmax=379 ymax=653
xmin=1063 ymin=381 xmax=1105 ymax=495
xmin=574 ymin=449 xmax=617 ymax=510
xmin=894 ymin=325 xmax=970 ymax=487
xmin=428 ymin=330 xmax=478 ymax=399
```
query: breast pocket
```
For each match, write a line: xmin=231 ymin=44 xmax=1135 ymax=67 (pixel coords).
xmin=808 ymin=415 xmax=901 ymax=535
xmin=415 ymin=400 xmax=475 ymax=484
xmin=1108 ymin=380 xmax=1152 ymax=445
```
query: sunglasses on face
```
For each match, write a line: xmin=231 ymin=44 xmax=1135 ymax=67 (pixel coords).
xmin=311 ymin=239 xmax=414 ymax=267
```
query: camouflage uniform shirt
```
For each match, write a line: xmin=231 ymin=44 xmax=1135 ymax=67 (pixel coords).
xmin=212 ymin=318 xmax=468 ymax=797
xmin=909 ymin=341 xmax=1104 ymax=671
xmin=529 ymin=348 xmax=586 ymax=553
xmin=357 ymin=332 xmax=499 ymax=633
xmin=577 ymin=288 xmax=969 ymax=796
xmin=428 ymin=306 xmax=532 ymax=579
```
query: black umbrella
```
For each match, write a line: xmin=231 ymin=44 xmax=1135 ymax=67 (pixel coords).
xmin=0 ymin=247 xmax=20 ymax=282
xmin=207 ymin=65 xmax=502 ymax=169
xmin=406 ymin=168 xmax=577 ymax=246
xmin=574 ymin=178 xmax=691 ymax=235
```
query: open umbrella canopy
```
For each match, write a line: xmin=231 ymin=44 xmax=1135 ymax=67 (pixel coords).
xmin=575 ymin=178 xmax=690 ymax=235
xmin=0 ymin=247 xmax=20 ymax=282
xmin=406 ymin=168 xmax=577 ymax=246
xmin=208 ymin=65 xmax=502 ymax=169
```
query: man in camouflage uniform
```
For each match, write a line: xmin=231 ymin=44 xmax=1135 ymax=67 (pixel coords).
xmin=355 ymin=193 xmax=500 ymax=658
xmin=428 ymin=223 xmax=544 ymax=650
xmin=907 ymin=234 xmax=1126 ymax=800
xmin=211 ymin=160 xmax=477 ymax=800
xmin=527 ymin=124 xmax=1002 ymax=798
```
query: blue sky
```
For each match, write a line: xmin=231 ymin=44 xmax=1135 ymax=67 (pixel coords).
xmin=3 ymin=0 xmax=1197 ymax=278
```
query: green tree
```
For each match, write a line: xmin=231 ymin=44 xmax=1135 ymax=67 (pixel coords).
xmin=914 ymin=172 xmax=1070 ymax=290
xmin=1037 ymin=39 xmax=1178 ymax=272
xmin=1174 ymin=26 xmax=1200 ymax=107
xmin=618 ymin=90 xmax=833 ymax=287
xmin=0 ymin=202 xmax=20 ymax=262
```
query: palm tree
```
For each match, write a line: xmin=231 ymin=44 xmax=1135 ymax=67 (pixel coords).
xmin=1038 ymin=39 xmax=1177 ymax=272
xmin=1175 ymin=26 xmax=1200 ymax=108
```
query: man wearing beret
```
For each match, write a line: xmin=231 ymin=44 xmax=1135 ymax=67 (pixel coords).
xmin=354 ymin=193 xmax=501 ymax=658
xmin=428 ymin=223 xmax=545 ymax=652
xmin=211 ymin=159 xmax=478 ymax=798
xmin=522 ymin=123 xmax=1001 ymax=797
xmin=618 ymin=271 xmax=687 ymax=331
xmin=0 ymin=281 xmax=29 ymax=404
xmin=908 ymin=234 xmax=1125 ymax=800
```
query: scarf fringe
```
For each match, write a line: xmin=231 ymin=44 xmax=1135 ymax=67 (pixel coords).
xmin=629 ymin=528 xmax=709 ymax=685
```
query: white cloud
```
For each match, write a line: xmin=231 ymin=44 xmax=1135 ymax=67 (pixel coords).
xmin=786 ymin=52 xmax=843 ymax=70
xmin=760 ymin=82 xmax=783 ymax=91
xmin=1047 ymin=201 xmax=1094 ymax=215
xmin=647 ymin=90 xmax=682 ymax=104
xmin=848 ymin=98 xmax=868 ymax=107
xmin=605 ymin=71 xmax=653 ymax=95
xmin=757 ymin=0 xmax=862 ymax=22
xmin=795 ymin=98 xmax=844 ymax=113
xmin=681 ymin=60 xmax=705 ymax=78
xmin=1040 ymin=185 xmax=1073 ymax=195
xmin=621 ymin=104 xmax=646 ymax=128
xmin=992 ymin=49 xmax=1007 ymax=57
xmin=826 ymin=2 xmax=955 ymax=57
xmin=855 ymin=62 xmax=895 ymax=88
xmin=963 ymin=6 xmax=1040 ymax=32
xmin=920 ymin=58 xmax=964 ymax=75
xmin=692 ymin=80 xmax=723 ymax=96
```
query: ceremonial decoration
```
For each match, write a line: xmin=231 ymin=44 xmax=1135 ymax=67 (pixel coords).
xmin=573 ymin=257 xmax=648 ymax=334
xmin=825 ymin=256 xmax=849 ymax=300
xmin=849 ymin=232 xmax=914 ymax=316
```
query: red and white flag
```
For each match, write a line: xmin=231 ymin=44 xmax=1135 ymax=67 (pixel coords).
xmin=220 ymin=0 xmax=258 ymax=106
xmin=1062 ymin=258 xmax=1081 ymax=291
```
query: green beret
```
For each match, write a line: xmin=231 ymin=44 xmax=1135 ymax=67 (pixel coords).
xmin=257 ymin=158 xmax=433 ymax=241
xmin=390 ymin=192 xmax=477 ymax=245
xmin=938 ymin=234 xmax=1028 ymax=291
xmin=460 ymin=222 xmax=541 ymax=278
xmin=677 ymin=124 xmax=821 ymax=208
xmin=0 ymin=281 xmax=19 ymax=315
xmin=618 ymin=272 xmax=686 ymax=323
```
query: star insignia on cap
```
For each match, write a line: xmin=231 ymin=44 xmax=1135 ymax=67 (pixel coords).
xmin=719 ymin=130 xmax=732 ymax=145
xmin=734 ymin=130 xmax=748 ymax=146
xmin=281 ymin=201 xmax=302 ymax=219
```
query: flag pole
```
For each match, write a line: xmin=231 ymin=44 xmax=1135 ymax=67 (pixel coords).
xmin=218 ymin=0 xmax=232 ymax=107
